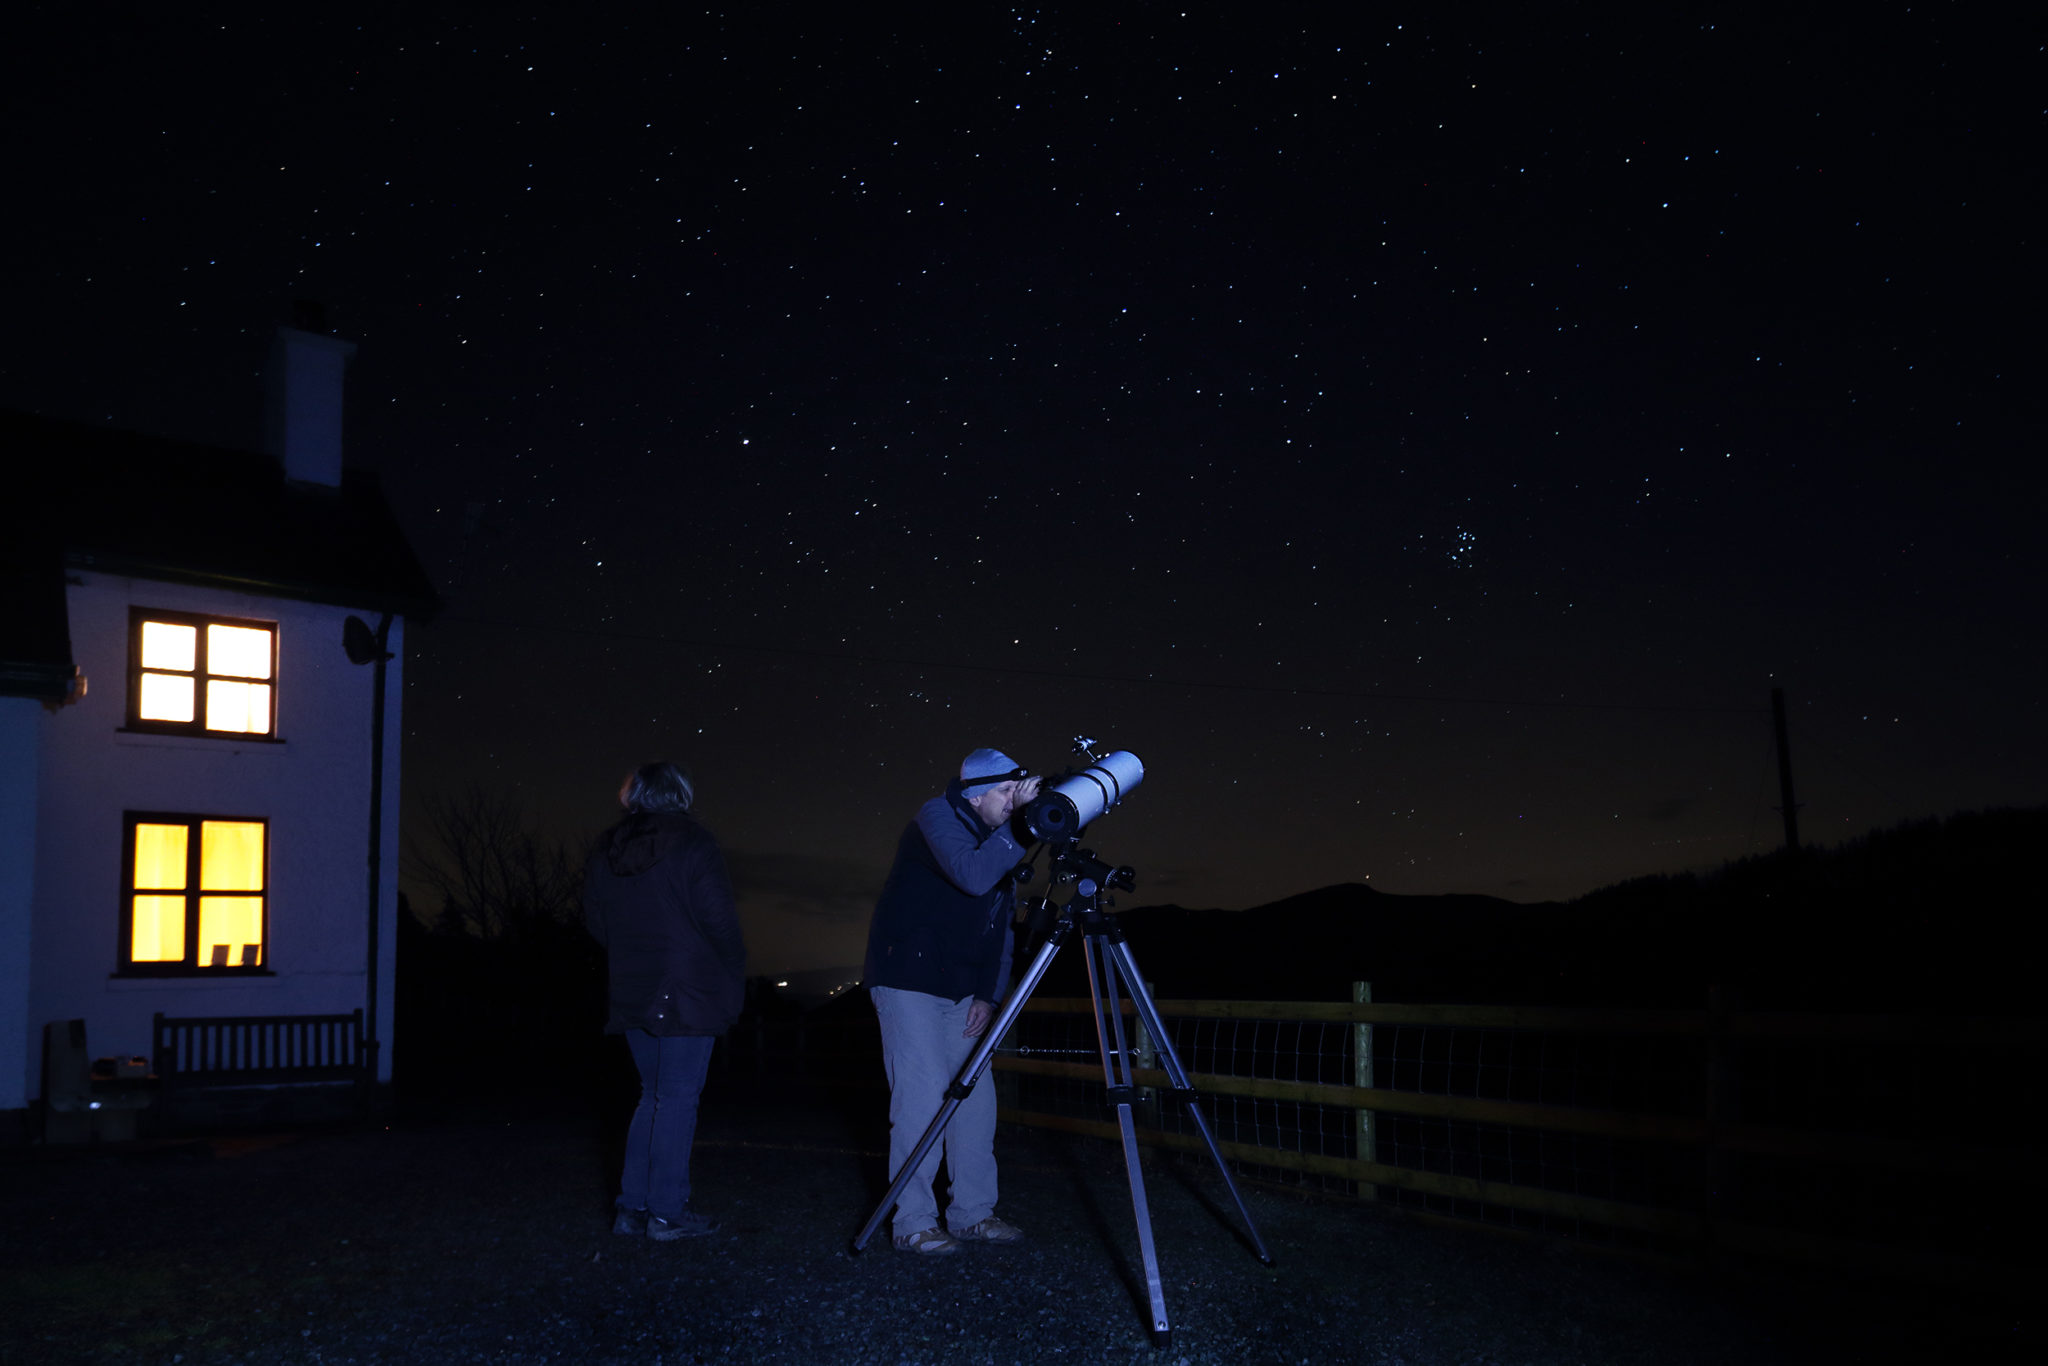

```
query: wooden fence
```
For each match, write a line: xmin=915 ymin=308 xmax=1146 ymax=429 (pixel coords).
xmin=989 ymin=989 xmax=2047 ymax=1298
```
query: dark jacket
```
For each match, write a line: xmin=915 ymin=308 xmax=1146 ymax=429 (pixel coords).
xmin=583 ymin=811 xmax=747 ymax=1036
xmin=862 ymin=781 xmax=1021 ymax=1003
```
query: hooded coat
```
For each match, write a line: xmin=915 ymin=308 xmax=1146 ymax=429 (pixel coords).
xmin=862 ymin=780 xmax=1022 ymax=1003
xmin=583 ymin=811 xmax=747 ymax=1036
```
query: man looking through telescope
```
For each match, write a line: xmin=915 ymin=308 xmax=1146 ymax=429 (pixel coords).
xmin=862 ymin=748 xmax=1041 ymax=1254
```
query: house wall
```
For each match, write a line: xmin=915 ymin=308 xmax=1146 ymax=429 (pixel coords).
xmin=25 ymin=572 xmax=405 ymax=1095
xmin=0 ymin=698 xmax=41 ymax=1116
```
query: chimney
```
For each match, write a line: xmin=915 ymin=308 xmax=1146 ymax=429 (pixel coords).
xmin=265 ymin=302 xmax=357 ymax=487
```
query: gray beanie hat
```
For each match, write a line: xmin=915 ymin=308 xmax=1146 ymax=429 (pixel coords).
xmin=960 ymin=747 xmax=1025 ymax=789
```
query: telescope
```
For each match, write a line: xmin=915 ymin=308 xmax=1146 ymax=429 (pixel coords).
xmin=1020 ymin=737 xmax=1143 ymax=843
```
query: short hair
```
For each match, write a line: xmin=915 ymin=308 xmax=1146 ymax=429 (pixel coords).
xmin=620 ymin=761 xmax=695 ymax=814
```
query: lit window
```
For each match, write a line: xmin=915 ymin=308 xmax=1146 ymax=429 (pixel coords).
xmin=121 ymin=814 xmax=268 ymax=974
xmin=129 ymin=610 xmax=276 ymax=736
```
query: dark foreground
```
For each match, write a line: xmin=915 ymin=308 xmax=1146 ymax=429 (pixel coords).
xmin=3 ymin=1080 xmax=2033 ymax=1366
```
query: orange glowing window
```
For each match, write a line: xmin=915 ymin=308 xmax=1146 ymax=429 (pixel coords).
xmin=122 ymin=814 xmax=267 ymax=973
xmin=130 ymin=610 xmax=277 ymax=737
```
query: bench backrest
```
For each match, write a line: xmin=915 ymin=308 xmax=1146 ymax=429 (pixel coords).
xmin=152 ymin=1010 xmax=368 ymax=1088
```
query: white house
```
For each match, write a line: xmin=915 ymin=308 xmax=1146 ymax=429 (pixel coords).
xmin=0 ymin=324 xmax=435 ymax=1137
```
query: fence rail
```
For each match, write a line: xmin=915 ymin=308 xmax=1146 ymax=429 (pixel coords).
xmin=989 ymin=989 xmax=2046 ymax=1297
xmin=1024 ymin=996 xmax=2048 ymax=1044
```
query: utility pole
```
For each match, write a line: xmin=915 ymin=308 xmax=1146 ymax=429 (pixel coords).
xmin=1770 ymin=687 xmax=1801 ymax=852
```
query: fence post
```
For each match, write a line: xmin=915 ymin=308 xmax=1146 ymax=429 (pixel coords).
xmin=1353 ymin=981 xmax=1376 ymax=1201
xmin=1133 ymin=981 xmax=1159 ymax=1131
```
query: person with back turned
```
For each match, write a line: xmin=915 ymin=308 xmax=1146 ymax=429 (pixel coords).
xmin=863 ymin=747 xmax=1041 ymax=1255
xmin=584 ymin=761 xmax=747 ymax=1240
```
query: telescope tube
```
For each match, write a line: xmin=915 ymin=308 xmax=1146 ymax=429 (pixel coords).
xmin=1024 ymin=750 xmax=1144 ymax=841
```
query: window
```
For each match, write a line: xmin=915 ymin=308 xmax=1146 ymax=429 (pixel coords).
xmin=128 ymin=609 xmax=277 ymax=737
xmin=121 ymin=813 xmax=268 ymax=974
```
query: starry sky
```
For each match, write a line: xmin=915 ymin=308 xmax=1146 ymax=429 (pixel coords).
xmin=7 ymin=7 xmax=2042 ymax=978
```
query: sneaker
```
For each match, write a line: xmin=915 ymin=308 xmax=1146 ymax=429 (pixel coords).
xmin=612 ymin=1207 xmax=649 ymax=1236
xmin=647 ymin=1210 xmax=717 ymax=1241
xmin=893 ymin=1226 xmax=960 ymax=1255
xmin=951 ymin=1215 xmax=1024 ymax=1244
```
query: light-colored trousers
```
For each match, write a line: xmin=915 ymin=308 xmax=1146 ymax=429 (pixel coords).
xmin=871 ymin=985 xmax=999 ymax=1238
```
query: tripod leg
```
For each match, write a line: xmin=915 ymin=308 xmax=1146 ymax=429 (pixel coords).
xmin=1105 ymin=937 xmax=1277 ymax=1267
xmin=1082 ymin=931 xmax=1173 ymax=1344
xmin=1115 ymin=1099 xmax=1172 ymax=1345
xmin=850 ymin=920 xmax=1074 ymax=1253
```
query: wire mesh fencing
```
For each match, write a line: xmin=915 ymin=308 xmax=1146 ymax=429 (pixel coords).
xmin=991 ymin=988 xmax=2048 ymax=1287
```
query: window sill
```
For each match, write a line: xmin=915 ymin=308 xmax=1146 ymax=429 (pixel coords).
xmin=109 ymin=970 xmax=278 ymax=987
xmin=114 ymin=729 xmax=286 ymax=752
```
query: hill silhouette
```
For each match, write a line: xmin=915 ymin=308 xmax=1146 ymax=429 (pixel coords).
xmin=398 ymin=806 xmax=2044 ymax=1102
xmin=1064 ymin=806 xmax=2043 ymax=1011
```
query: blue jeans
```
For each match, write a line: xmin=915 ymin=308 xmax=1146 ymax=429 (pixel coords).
xmin=619 ymin=1030 xmax=717 ymax=1222
xmin=871 ymin=986 xmax=999 ymax=1238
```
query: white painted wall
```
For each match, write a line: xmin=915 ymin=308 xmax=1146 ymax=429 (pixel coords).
xmin=0 ymin=698 xmax=41 ymax=1112
xmin=25 ymin=572 xmax=405 ymax=1090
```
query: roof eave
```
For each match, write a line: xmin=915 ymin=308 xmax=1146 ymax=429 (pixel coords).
xmin=65 ymin=551 xmax=441 ymax=622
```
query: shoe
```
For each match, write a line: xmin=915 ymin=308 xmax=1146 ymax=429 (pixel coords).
xmin=951 ymin=1215 xmax=1024 ymax=1244
xmin=612 ymin=1207 xmax=649 ymax=1236
xmin=647 ymin=1210 xmax=717 ymax=1241
xmin=893 ymin=1226 xmax=960 ymax=1255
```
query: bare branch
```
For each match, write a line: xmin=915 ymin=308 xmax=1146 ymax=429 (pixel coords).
xmin=404 ymin=783 xmax=582 ymax=938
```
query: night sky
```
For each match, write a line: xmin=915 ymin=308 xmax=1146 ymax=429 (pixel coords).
xmin=8 ymin=8 xmax=2042 ymax=979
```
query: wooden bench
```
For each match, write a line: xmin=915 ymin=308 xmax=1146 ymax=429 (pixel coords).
xmin=151 ymin=1010 xmax=371 ymax=1128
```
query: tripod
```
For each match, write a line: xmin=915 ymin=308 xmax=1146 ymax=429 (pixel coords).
xmin=852 ymin=851 xmax=1274 ymax=1346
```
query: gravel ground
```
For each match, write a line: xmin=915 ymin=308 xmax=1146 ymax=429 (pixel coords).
xmin=2 ymin=1081 xmax=2030 ymax=1365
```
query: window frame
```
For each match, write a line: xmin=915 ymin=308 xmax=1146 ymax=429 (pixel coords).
xmin=117 ymin=811 xmax=273 ymax=977
xmin=124 ymin=607 xmax=282 ymax=740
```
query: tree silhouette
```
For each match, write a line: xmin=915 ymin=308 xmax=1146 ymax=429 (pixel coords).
xmin=405 ymin=782 xmax=582 ymax=939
